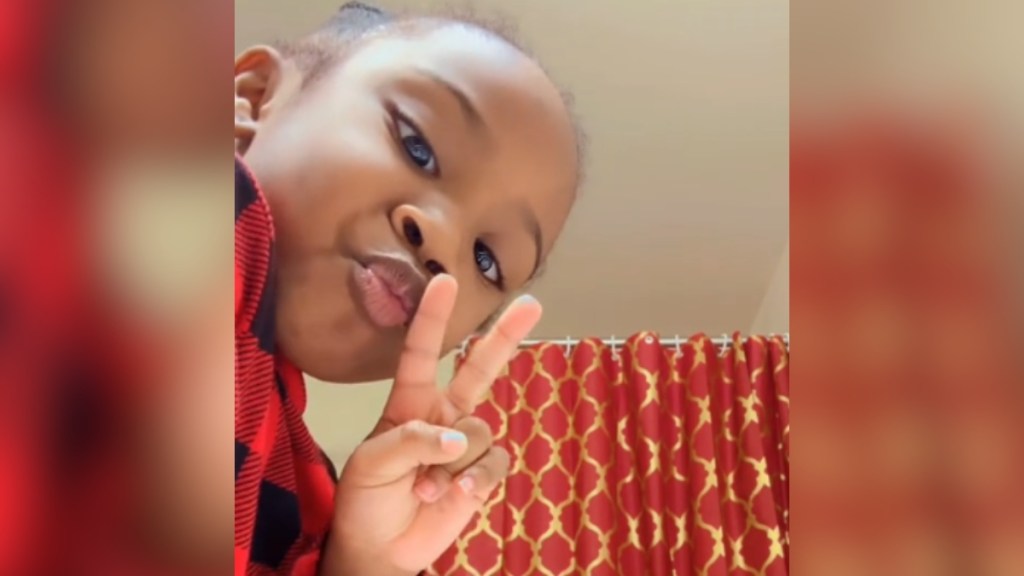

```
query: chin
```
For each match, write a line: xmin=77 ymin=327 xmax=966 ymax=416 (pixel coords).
xmin=314 ymin=358 xmax=401 ymax=385
xmin=303 ymin=364 xmax=369 ymax=385
xmin=282 ymin=327 xmax=403 ymax=384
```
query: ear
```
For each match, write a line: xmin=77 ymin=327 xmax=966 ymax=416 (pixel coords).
xmin=234 ymin=46 xmax=290 ymax=154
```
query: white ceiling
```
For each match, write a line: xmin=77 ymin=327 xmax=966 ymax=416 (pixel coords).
xmin=235 ymin=0 xmax=790 ymax=338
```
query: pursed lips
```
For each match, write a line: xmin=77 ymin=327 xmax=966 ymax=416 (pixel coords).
xmin=352 ymin=254 xmax=427 ymax=328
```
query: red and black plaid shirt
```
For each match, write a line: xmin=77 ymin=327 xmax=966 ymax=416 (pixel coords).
xmin=235 ymin=157 xmax=336 ymax=576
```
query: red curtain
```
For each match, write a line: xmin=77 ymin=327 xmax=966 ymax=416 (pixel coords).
xmin=429 ymin=332 xmax=789 ymax=576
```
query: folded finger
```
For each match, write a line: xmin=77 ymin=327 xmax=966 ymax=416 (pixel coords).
xmin=345 ymin=420 xmax=468 ymax=485
xmin=451 ymin=446 xmax=511 ymax=502
xmin=398 ymin=447 xmax=512 ymax=557
xmin=413 ymin=416 xmax=493 ymax=503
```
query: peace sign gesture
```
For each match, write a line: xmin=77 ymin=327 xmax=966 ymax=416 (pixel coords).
xmin=324 ymin=275 xmax=540 ymax=576
xmin=383 ymin=274 xmax=540 ymax=429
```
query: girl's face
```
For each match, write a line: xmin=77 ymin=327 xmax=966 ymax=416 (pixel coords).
xmin=235 ymin=25 xmax=579 ymax=383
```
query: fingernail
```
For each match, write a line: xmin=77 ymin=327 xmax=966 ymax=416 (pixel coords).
xmin=458 ymin=475 xmax=476 ymax=494
xmin=415 ymin=478 xmax=438 ymax=501
xmin=515 ymin=294 xmax=538 ymax=306
xmin=441 ymin=431 xmax=467 ymax=451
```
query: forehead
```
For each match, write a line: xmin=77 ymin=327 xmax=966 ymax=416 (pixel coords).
xmin=350 ymin=24 xmax=546 ymax=97
xmin=349 ymin=27 xmax=568 ymax=122
xmin=344 ymin=27 xmax=574 ymax=153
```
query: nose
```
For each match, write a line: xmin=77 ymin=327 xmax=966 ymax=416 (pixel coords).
xmin=391 ymin=204 xmax=461 ymax=277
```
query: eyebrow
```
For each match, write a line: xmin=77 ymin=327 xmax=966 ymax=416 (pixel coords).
xmin=520 ymin=204 xmax=543 ymax=279
xmin=414 ymin=69 xmax=485 ymax=129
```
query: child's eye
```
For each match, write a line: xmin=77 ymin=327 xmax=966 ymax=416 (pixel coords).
xmin=396 ymin=117 xmax=438 ymax=175
xmin=474 ymin=240 xmax=504 ymax=287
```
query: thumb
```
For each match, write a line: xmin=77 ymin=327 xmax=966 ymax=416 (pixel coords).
xmin=344 ymin=420 xmax=469 ymax=484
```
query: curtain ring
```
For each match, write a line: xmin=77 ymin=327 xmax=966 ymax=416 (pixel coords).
xmin=673 ymin=334 xmax=682 ymax=352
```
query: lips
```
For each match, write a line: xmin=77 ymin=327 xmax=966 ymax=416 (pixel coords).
xmin=352 ymin=255 xmax=427 ymax=328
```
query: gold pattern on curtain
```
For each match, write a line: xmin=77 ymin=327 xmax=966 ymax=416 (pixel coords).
xmin=429 ymin=332 xmax=790 ymax=576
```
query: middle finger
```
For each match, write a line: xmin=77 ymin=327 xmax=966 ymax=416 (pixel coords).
xmin=445 ymin=294 xmax=541 ymax=415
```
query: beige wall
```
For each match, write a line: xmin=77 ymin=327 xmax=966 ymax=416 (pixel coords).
xmin=304 ymin=355 xmax=457 ymax=467
xmin=750 ymin=242 xmax=790 ymax=334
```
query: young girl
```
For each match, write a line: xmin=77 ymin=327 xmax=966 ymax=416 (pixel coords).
xmin=235 ymin=3 xmax=583 ymax=575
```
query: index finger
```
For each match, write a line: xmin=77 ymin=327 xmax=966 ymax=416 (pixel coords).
xmin=445 ymin=294 xmax=542 ymax=414
xmin=385 ymin=274 xmax=458 ymax=419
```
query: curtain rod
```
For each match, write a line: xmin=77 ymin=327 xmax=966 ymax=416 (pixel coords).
xmin=517 ymin=333 xmax=789 ymax=348
xmin=458 ymin=334 xmax=789 ymax=356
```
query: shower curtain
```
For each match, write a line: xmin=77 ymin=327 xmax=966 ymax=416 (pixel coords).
xmin=429 ymin=332 xmax=790 ymax=576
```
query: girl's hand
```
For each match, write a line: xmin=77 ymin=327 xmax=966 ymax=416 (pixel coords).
xmin=323 ymin=275 xmax=540 ymax=575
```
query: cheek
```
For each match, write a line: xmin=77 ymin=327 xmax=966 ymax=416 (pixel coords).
xmin=255 ymin=156 xmax=378 ymax=254
xmin=253 ymin=104 xmax=413 ymax=245
xmin=267 ymin=88 xmax=397 ymax=181
xmin=277 ymin=256 xmax=352 ymax=333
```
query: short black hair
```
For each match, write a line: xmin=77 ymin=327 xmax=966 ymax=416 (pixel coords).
xmin=273 ymin=2 xmax=587 ymax=188
xmin=274 ymin=2 xmax=397 ymax=86
xmin=274 ymin=2 xmax=532 ymax=84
